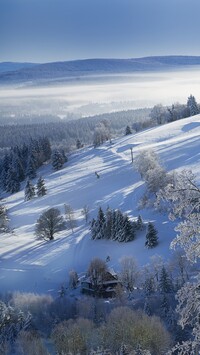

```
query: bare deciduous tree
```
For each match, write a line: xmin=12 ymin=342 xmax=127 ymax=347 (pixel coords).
xmin=35 ymin=208 xmax=65 ymax=240
xmin=87 ymin=258 xmax=108 ymax=293
xmin=120 ymin=256 xmax=140 ymax=292
xmin=64 ymin=204 xmax=76 ymax=232
xmin=69 ymin=270 xmax=79 ymax=289
xmin=81 ymin=205 xmax=90 ymax=224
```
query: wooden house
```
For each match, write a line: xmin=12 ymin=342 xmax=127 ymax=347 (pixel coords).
xmin=81 ymin=269 xmax=121 ymax=298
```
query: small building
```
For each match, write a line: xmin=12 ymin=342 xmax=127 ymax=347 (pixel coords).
xmin=81 ymin=269 xmax=121 ymax=298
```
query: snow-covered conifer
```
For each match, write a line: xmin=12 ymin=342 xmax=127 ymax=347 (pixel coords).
xmin=123 ymin=214 xmax=135 ymax=242
xmin=125 ymin=125 xmax=132 ymax=135
xmin=104 ymin=207 xmax=113 ymax=239
xmin=24 ymin=179 xmax=35 ymax=201
xmin=51 ymin=149 xmax=64 ymax=170
xmin=144 ymin=275 xmax=155 ymax=296
xmin=145 ymin=222 xmax=158 ymax=248
xmin=187 ymin=94 xmax=199 ymax=116
xmin=136 ymin=215 xmax=144 ymax=230
xmin=160 ymin=294 xmax=170 ymax=318
xmin=114 ymin=209 xmax=125 ymax=242
xmin=159 ymin=266 xmax=173 ymax=294
xmin=36 ymin=176 xmax=47 ymax=197
xmin=95 ymin=207 xmax=106 ymax=239
xmin=0 ymin=205 xmax=9 ymax=232
xmin=26 ymin=153 xmax=37 ymax=179
xmin=90 ymin=218 xmax=97 ymax=240
xmin=6 ymin=167 xmax=20 ymax=193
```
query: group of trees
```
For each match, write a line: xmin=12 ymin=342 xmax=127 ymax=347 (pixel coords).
xmin=0 ymin=108 xmax=151 ymax=154
xmin=90 ymin=207 xmax=159 ymax=248
xmin=150 ymin=94 xmax=199 ymax=126
xmin=85 ymin=256 xmax=174 ymax=298
xmin=134 ymin=142 xmax=200 ymax=352
xmin=51 ymin=149 xmax=67 ymax=171
xmin=90 ymin=207 xmax=144 ymax=243
xmin=135 ymin=147 xmax=200 ymax=353
xmin=0 ymin=137 xmax=51 ymax=194
xmin=0 ymin=300 xmax=31 ymax=354
xmin=156 ymin=169 xmax=200 ymax=353
xmin=24 ymin=176 xmax=47 ymax=201
xmin=135 ymin=149 xmax=170 ymax=196
xmin=0 ymin=250 xmax=194 ymax=355
xmin=93 ymin=120 xmax=111 ymax=147
xmin=52 ymin=307 xmax=171 ymax=355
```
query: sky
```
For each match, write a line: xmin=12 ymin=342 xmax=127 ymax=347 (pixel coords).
xmin=1 ymin=0 xmax=200 ymax=63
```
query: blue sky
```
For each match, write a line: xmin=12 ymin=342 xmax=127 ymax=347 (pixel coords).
xmin=1 ymin=0 xmax=200 ymax=63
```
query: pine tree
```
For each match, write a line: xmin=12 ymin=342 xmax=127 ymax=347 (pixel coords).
xmin=115 ymin=209 xmax=125 ymax=242
xmin=104 ymin=207 xmax=113 ymax=239
xmin=76 ymin=139 xmax=82 ymax=149
xmin=111 ymin=209 xmax=117 ymax=240
xmin=24 ymin=179 xmax=35 ymax=201
xmin=0 ymin=205 xmax=8 ymax=231
xmin=26 ymin=153 xmax=37 ymax=179
xmin=123 ymin=215 xmax=135 ymax=242
xmin=143 ymin=298 xmax=152 ymax=316
xmin=11 ymin=153 xmax=25 ymax=182
xmin=41 ymin=136 xmax=52 ymax=161
xmin=160 ymin=294 xmax=169 ymax=318
xmin=144 ymin=275 xmax=155 ymax=296
xmin=36 ymin=176 xmax=47 ymax=197
xmin=1 ymin=153 xmax=11 ymax=190
xmin=90 ymin=218 xmax=97 ymax=240
xmin=95 ymin=207 xmax=106 ymax=239
xmin=136 ymin=215 xmax=144 ymax=231
xmin=187 ymin=94 xmax=199 ymax=116
xmin=6 ymin=167 xmax=20 ymax=193
xmin=145 ymin=222 xmax=158 ymax=248
xmin=51 ymin=150 xmax=64 ymax=170
xmin=125 ymin=125 xmax=132 ymax=135
xmin=159 ymin=266 xmax=173 ymax=294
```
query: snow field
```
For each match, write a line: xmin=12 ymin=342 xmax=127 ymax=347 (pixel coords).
xmin=1 ymin=114 xmax=200 ymax=295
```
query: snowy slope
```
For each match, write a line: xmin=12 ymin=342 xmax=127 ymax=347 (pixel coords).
xmin=1 ymin=115 xmax=200 ymax=296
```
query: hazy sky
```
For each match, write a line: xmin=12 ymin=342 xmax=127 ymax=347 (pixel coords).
xmin=1 ymin=0 xmax=200 ymax=63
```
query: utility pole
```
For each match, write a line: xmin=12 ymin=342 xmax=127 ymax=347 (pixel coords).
xmin=130 ymin=147 xmax=133 ymax=163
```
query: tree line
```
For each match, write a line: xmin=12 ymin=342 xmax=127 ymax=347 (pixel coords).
xmin=0 ymin=137 xmax=51 ymax=194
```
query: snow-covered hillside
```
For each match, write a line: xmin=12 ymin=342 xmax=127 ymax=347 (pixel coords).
xmin=1 ymin=115 xmax=200 ymax=296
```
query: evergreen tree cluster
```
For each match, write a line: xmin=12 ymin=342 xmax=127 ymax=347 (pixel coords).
xmin=0 ymin=108 xmax=151 ymax=151
xmin=24 ymin=176 xmax=47 ymax=201
xmin=0 ymin=137 xmax=51 ymax=194
xmin=51 ymin=149 xmax=67 ymax=171
xmin=0 ymin=300 xmax=31 ymax=351
xmin=90 ymin=207 xmax=144 ymax=243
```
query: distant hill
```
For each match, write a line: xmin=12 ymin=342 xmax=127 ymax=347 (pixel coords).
xmin=1 ymin=56 xmax=200 ymax=85
xmin=0 ymin=62 xmax=37 ymax=74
